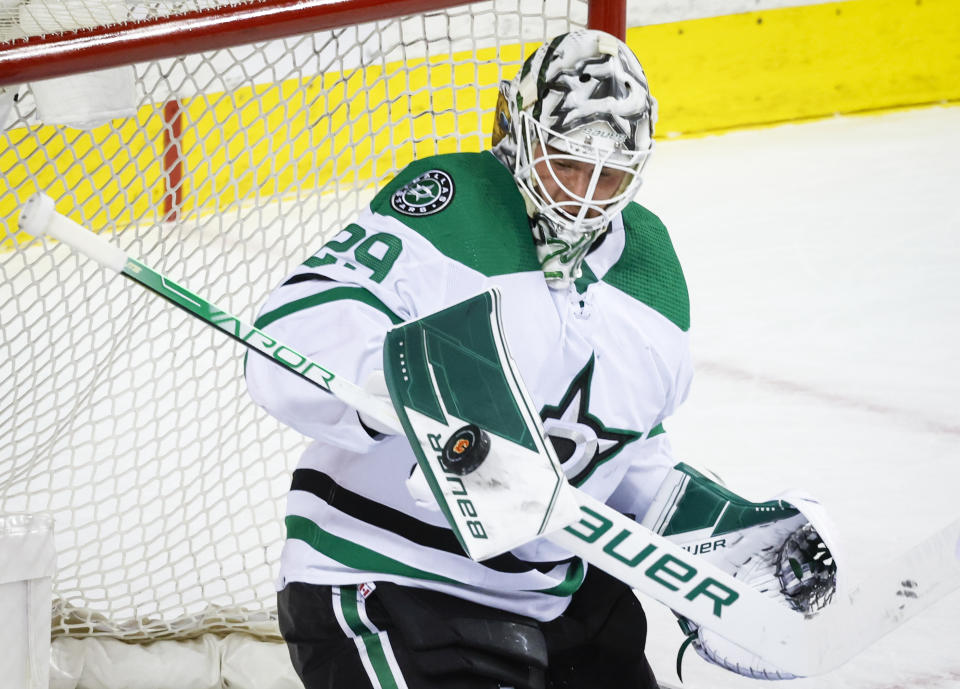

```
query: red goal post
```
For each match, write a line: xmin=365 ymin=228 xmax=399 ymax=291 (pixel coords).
xmin=0 ymin=1 xmax=622 ymax=687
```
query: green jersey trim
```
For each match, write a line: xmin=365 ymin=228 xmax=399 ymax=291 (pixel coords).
xmin=335 ymin=585 xmax=405 ymax=689
xmin=604 ymin=203 xmax=690 ymax=332
xmin=336 ymin=585 xmax=372 ymax=636
xmin=359 ymin=633 xmax=402 ymax=689
xmin=286 ymin=515 xmax=459 ymax=584
xmin=288 ymin=515 xmax=581 ymax=597
xmin=370 ymin=151 xmax=542 ymax=277
xmin=574 ymin=261 xmax=599 ymax=294
xmin=535 ymin=558 xmax=586 ymax=596
xmin=254 ymin=286 xmax=403 ymax=329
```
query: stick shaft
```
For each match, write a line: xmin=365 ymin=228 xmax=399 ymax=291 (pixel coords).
xmin=119 ymin=256 xmax=404 ymax=435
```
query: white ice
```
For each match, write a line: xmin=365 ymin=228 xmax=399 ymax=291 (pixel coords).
xmin=637 ymin=105 xmax=960 ymax=688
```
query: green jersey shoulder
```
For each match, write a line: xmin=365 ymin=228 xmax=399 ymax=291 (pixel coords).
xmin=369 ymin=152 xmax=689 ymax=331
xmin=369 ymin=151 xmax=541 ymax=277
xmin=600 ymin=202 xmax=690 ymax=332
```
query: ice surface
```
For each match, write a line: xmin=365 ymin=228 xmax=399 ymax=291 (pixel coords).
xmin=637 ymin=105 xmax=960 ymax=688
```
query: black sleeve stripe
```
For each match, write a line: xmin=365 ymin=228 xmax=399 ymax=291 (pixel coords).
xmin=254 ymin=285 xmax=403 ymax=329
xmin=283 ymin=273 xmax=335 ymax=286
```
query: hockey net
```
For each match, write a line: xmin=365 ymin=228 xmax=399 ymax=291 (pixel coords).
xmin=0 ymin=0 xmax=611 ymax=682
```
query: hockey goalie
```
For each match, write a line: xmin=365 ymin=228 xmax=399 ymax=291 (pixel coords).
xmin=243 ymin=29 xmax=840 ymax=689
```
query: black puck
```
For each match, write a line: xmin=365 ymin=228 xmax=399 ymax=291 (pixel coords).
xmin=440 ymin=424 xmax=490 ymax=475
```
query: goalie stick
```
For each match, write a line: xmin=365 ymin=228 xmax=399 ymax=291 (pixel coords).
xmin=18 ymin=193 xmax=960 ymax=677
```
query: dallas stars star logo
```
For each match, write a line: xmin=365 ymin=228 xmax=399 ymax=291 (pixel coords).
xmin=390 ymin=169 xmax=455 ymax=217
xmin=540 ymin=354 xmax=641 ymax=486
xmin=540 ymin=52 xmax=650 ymax=145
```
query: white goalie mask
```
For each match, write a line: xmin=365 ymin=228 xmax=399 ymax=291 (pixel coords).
xmin=492 ymin=30 xmax=657 ymax=288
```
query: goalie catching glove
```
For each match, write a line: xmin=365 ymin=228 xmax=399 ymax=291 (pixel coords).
xmin=641 ymin=463 xmax=840 ymax=680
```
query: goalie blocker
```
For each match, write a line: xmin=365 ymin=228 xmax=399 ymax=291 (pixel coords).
xmin=381 ymin=288 xmax=581 ymax=561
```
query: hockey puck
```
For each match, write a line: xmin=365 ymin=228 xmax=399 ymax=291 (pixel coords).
xmin=440 ymin=424 xmax=490 ymax=475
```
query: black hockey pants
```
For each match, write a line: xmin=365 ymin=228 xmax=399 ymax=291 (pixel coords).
xmin=278 ymin=564 xmax=659 ymax=689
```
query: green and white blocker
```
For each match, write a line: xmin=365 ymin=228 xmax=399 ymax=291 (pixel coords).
xmin=245 ymin=150 xmax=693 ymax=622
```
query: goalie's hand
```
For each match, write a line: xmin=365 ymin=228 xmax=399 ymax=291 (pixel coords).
xmin=356 ymin=368 xmax=438 ymax=509
xmin=641 ymin=465 xmax=842 ymax=680
xmin=777 ymin=521 xmax=838 ymax=612
xmin=357 ymin=370 xmax=396 ymax=439
xmin=405 ymin=462 xmax=441 ymax=511
xmin=678 ymin=521 xmax=837 ymax=680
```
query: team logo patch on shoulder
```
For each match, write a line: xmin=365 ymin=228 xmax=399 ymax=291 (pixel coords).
xmin=390 ymin=169 xmax=455 ymax=216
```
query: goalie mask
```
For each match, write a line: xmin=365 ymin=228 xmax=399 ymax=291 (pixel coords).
xmin=492 ymin=30 xmax=657 ymax=288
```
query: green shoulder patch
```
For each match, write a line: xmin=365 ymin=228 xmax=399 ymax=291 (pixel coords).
xmin=389 ymin=169 xmax=455 ymax=216
xmin=371 ymin=151 xmax=541 ymax=277
xmin=603 ymin=203 xmax=690 ymax=332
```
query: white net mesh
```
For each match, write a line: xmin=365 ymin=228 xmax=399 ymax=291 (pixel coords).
xmin=2 ymin=1 xmax=257 ymax=38
xmin=0 ymin=0 xmax=589 ymax=642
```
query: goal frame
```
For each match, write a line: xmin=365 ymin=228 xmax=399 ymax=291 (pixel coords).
xmin=0 ymin=0 xmax=625 ymax=221
xmin=0 ymin=0 xmax=626 ymax=88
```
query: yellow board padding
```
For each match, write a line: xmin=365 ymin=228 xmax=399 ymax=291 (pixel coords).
xmin=0 ymin=111 xmax=167 ymax=249
xmin=3 ymin=0 xmax=958 ymax=245
xmin=1 ymin=44 xmax=525 ymax=248
xmin=175 ymin=44 xmax=521 ymax=217
xmin=632 ymin=0 xmax=960 ymax=137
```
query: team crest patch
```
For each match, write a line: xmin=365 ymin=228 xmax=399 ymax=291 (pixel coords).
xmin=390 ymin=169 xmax=455 ymax=216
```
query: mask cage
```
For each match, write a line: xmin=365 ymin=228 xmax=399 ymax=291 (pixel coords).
xmin=514 ymin=109 xmax=653 ymax=236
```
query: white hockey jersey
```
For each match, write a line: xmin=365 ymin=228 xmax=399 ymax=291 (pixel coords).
xmin=246 ymin=150 xmax=693 ymax=622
